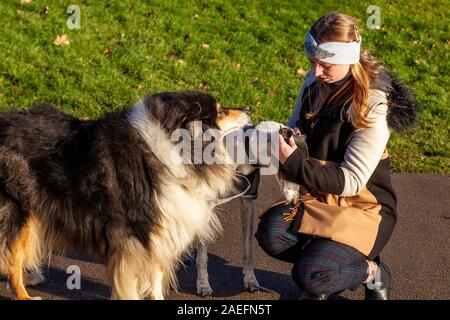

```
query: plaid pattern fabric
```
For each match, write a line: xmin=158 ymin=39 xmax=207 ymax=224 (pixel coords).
xmin=256 ymin=207 xmax=368 ymax=295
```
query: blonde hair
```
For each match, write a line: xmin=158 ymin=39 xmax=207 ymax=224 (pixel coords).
xmin=306 ymin=13 xmax=384 ymax=128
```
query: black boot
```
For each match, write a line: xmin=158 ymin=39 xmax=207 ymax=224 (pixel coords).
xmin=364 ymin=262 xmax=391 ymax=300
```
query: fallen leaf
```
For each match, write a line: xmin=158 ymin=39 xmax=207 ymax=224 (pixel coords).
xmin=199 ymin=82 xmax=209 ymax=90
xmin=16 ymin=9 xmax=24 ymax=14
xmin=0 ymin=93 xmax=4 ymax=97
xmin=201 ymin=43 xmax=210 ymax=49
xmin=43 ymin=6 xmax=49 ymax=14
xmin=21 ymin=0 xmax=32 ymax=4
xmin=233 ymin=62 xmax=241 ymax=70
xmin=297 ymin=68 xmax=307 ymax=77
xmin=411 ymin=40 xmax=419 ymax=45
xmin=192 ymin=14 xmax=199 ymax=19
xmin=137 ymin=84 xmax=144 ymax=91
xmin=54 ymin=34 xmax=70 ymax=46
xmin=177 ymin=59 xmax=187 ymax=66
xmin=103 ymin=48 xmax=111 ymax=57
xmin=268 ymin=88 xmax=279 ymax=96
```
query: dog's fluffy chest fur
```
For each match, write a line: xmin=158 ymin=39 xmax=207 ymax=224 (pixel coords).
xmin=128 ymin=102 xmax=234 ymax=256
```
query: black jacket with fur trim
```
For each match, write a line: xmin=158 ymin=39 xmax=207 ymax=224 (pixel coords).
xmin=282 ymin=69 xmax=419 ymax=259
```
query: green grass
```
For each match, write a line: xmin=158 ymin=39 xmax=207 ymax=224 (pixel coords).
xmin=0 ymin=0 xmax=448 ymax=172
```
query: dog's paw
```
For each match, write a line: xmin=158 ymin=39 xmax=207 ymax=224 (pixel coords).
xmin=196 ymin=284 xmax=213 ymax=298
xmin=243 ymin=272 xmax=260 ymax=293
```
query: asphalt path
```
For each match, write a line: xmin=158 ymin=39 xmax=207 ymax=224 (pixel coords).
xmin=0 ymin=173 xmax=448 ymax=300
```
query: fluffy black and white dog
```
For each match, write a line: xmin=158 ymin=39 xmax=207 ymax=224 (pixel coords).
xmin=0 ymin=91 xmax=251 ymax=300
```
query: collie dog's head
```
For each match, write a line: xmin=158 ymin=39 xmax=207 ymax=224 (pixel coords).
xmin=142 ymin=91 xmax=251 ymax=135
xmin=129 ymin=90 xmax=252 ymax=173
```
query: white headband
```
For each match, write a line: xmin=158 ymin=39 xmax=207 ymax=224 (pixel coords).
xmin=304 ymin=29 xmax=361 ymax=65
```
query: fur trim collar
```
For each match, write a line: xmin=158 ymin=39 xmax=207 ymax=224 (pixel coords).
xmin=385 ymin=72 xmax=421 ymax=132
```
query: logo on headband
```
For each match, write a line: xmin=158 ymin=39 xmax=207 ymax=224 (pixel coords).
xmin=306 ymin=42 xmax=335 ymax=60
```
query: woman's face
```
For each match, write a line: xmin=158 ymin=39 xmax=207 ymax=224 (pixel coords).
xmin=309 ymin=59 xmax=350 ymax=83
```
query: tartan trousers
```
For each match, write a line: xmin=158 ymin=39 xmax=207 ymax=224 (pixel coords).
xmin=255 ymin=207 xmax=369 ymax=295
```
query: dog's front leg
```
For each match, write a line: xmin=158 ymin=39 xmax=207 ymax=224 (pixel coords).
xmin=195 ymin=241 xmax=213 ymax=297
xmin=239 ymin=197 xmax=260 ymax=292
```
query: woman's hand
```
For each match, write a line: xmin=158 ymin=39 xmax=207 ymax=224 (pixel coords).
xmin=277 ymin=134 xmax=298 ymax=165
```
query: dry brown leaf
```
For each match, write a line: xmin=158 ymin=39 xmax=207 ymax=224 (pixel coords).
xmin=268 ymin=88 xmax=279 ymax=96
xmin=0 ymin=93 xmax=4 ymax=98
xmin=177 ymin=59 xmax=187 ymax=66
xmin=44 ymin=6 xmax=49 ymax=15
xmin=286 ymin=55 xmax=295 ymax=63
xmin=233 ymin=62 xmax=241 ymax=70
xmin=103 ymin=48 xmax=111 ymax=57
xmin=54 ymin=34 xmax=70 ymax=46
xmin=21 ymin=0 xmax=32 ymax=4
xmin=297 ymin=67 xmax=307 ymax=77
xmin=201 ymin=43 xmax=210 ymax=49
xmin=192 ymin=14 xmax=199 ymax=19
